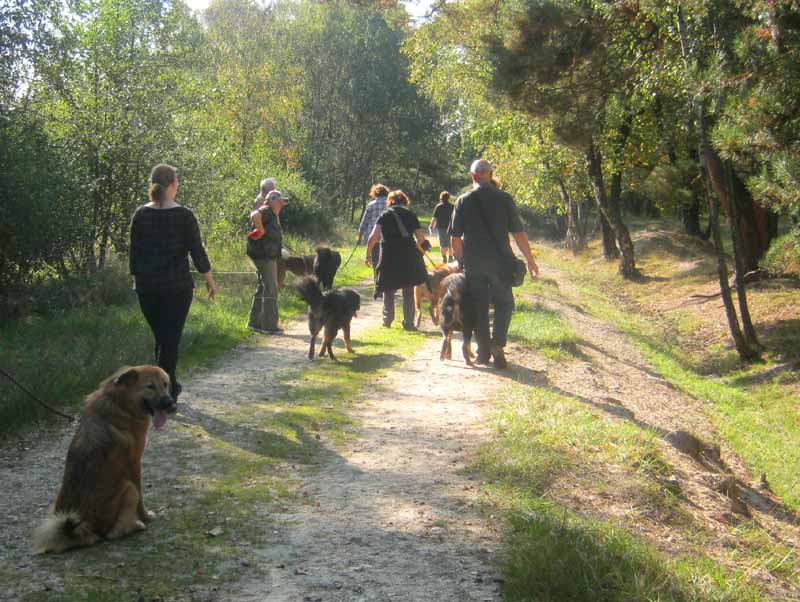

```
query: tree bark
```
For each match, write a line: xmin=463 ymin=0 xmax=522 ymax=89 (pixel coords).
xmin=585 ymin=142 xmax=637 ymax=277
xmin=599 ymin=212 xmax=619 ymax=259
xmin=725 ymin=162 xmax=759 ymax=347
xmin=562 ymin=180 xmax=585 ymax=253
xmin=702 ymin=167 xmax=757 ymax=361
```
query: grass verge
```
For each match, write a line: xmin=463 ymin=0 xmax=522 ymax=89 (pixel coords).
xmin=533 ymin=231 xmax=800 ymax=511
xmin=0 ymin=236 xmax=373 ymax=435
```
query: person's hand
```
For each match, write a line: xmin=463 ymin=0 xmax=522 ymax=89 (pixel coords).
xmin=528 ymin=259 xmax=539 ymax=279
xmin=205 ymin=276 xmax=218 ymax=301
xmin=365 ymin=255 xmax=372 ymax=267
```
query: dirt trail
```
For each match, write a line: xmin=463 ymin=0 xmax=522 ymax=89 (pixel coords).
xmin=1 ymin=266 xmax=798 ymax=600
xmin=232 ymin=337 xmax=507 ymax=601
xmin=0 ymin=285 xmax=508 ymax=601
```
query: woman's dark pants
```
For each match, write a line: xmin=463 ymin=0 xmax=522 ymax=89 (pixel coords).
xmin=137 ymin=288 xmax=193 ymax=400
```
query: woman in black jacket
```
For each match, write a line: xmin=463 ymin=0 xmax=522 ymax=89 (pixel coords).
xmin=129 ymin=164 xmax=217 ymax=401
xmin=365 ymin=190 xmax=429 ymax=330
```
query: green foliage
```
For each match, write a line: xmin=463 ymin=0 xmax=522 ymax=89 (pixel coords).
xmin=762 ymin=231 xmax=800 ymax=277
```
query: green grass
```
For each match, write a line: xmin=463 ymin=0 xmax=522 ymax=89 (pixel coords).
xmin=474 ymin=262 xmax=798 ymax=601
xmin=508 ymin=298 xmax=582 ymax=361
xmin=11 ymin=321 xmax=428 ymax=601
xmin=477 ymin=382 xmax=765 ymax=601
xmin=0 ymin=233 xmax=373 ymax=435
xmin=534 ymin=242 xmax=800 ymax=510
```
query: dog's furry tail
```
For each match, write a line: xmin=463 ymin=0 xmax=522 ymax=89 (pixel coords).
xmin=32 ymin=511 xmax=93 ymax=554
xmin=297 ymin=276 xmax=324 ymax=309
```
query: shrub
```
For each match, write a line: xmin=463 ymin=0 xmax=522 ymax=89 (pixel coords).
xmin=762 ymin=230 xmax=800 ymax=277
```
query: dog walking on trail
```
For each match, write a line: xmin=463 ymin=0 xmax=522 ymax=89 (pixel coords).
xmin=297 ymin=276 xmax=361 ymax=361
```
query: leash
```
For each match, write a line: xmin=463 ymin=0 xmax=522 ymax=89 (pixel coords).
xmin=339 ymin=241 xmax=360 ymax=271
xmin=0 ymin=367 xmax=75 ymax=422
xmin=422 ymin=249 xmax=440 ymax=269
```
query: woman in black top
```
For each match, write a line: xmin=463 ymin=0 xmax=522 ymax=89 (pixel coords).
xmin=429 ymin=191 xmax=454 ymax=263
xmin=129 ymin=164 xmax=217 ymax=401
xmin=365 ymin=190 xmax=429 ymax=331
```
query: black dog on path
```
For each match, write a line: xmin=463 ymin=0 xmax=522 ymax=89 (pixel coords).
xmin=439 ymin=273 xmax=476 ymax=365
xmin=297 ymin=277 xmax=360 ymax=360
xmin=278 ymin=245 xmax=342 ymax=290
xmin=313 ymin=245 xmax=342 ymax=290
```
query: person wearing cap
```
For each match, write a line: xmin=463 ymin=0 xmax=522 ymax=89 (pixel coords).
xmin=246 ymin=189 xmax=287 ymax=334
xmin=449 ymin=159 xmax=538 ymax=369
xmin=253 ymin=178 xmax=277 ymax=211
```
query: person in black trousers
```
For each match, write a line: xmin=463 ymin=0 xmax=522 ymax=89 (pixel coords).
xmin=129 ymin=164 xmax=217 ymax=401
xmin=365 ymin=190 xmax=429 ymax=330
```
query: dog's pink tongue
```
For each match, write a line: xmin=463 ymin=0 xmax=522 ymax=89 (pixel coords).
xmin=152 ymin=410 xmax=168 ymax=431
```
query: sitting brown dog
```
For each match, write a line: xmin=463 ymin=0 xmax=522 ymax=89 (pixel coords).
xmin=414 ymin=261 xmax=460 ymax=328
xmin=33 ymin=365 xmax=177 ymax=553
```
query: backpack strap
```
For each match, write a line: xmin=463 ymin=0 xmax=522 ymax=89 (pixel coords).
xmin=388 ymin=207 xmax=410 ymax=239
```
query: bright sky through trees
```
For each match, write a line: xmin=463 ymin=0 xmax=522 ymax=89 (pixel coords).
xmin=184 ymin=0 xmax=433 ymax=20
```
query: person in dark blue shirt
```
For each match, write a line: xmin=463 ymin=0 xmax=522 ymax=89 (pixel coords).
xmin=449 ymin=159 xmax=538 ymax=369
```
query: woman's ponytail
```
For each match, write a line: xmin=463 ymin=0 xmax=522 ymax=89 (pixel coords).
xmin=148 ymin=164 xmax=177 ymax=206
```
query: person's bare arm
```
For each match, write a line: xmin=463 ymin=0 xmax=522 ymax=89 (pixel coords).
xmin=414 ymin=228 xmax=429 ymax=254
xmin=365 ymin=224 xmax=382 ymax=265
xmin=250 ymin=210 xmax=264 ymax=234
xmin=451 ymin=235 xmax=463 ymax=261
xmin=512 ymin=231 xmax=539 ymax=278
xmin=201 ymin=271 xmax=218 ymax=300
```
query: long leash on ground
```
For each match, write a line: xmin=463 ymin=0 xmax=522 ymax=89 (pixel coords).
xmin=0 ymin=367 xmax=75 ymax=422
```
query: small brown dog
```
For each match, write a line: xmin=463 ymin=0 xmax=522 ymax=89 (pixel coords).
xmin=33 ymin=365 xmax=176 ymax=553
xmin=414 ymin=261 xmax=460 ymax=328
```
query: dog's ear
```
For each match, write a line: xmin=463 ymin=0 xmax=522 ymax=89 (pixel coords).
xmin=113 ymin=367 xmax=138 ymax=387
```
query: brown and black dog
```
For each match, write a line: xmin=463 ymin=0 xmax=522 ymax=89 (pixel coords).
xmin=297 ymin=276 xmax=360 ymax=360
xmin=33 ymin=365 xmax=177 ymax=553
xmin=439 ymin=273 xmax=476 ymax=364
xmin=413 ymin=261 xmax=460 ymax=328
xmin=277 ymin=246 xmax=342 ymax=290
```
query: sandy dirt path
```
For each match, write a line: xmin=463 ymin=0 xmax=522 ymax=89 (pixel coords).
xmin=2 ymin=267 xmax=797 ymax=601
xmin=0 ymin=285 xmax=509 ymax=601
xmin=231 ymin=332 xmax=510 ymax=601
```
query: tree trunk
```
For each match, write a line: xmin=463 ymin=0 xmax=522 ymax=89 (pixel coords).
xmin=725 ymin=162 xmax=759 ymax=347
xmin=599 ymin=213 xmax=618 ymax=259
xmin=585 ymin=142 xmax=637 ymax=277
xmin=703 ymin=167 xmax=757 ymax=361
xmin=677 ymin=4 xmax=756 ymax=361
xmin=563 ymin=181 xmax=585 ymax=253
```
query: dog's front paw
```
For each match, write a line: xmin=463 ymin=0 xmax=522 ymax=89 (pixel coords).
xmin=134 ymin=520 xmax=147 ymax=531
xmin=142 ymin=509 xmax=156 ymax=523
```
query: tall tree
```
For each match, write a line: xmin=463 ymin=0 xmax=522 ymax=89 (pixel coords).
xmin=487 ymin=0 xmax=647 ymax=277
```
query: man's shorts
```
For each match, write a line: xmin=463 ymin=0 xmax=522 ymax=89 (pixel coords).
xmin=437 ymin=228 xmax=450 ymax=249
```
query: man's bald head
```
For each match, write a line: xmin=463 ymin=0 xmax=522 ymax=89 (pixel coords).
xmin=470 ymin=159 xmax=493 ymax=183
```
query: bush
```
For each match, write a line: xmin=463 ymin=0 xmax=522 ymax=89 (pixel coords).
xmin=762 ymin=230 xmax=800 ymax=277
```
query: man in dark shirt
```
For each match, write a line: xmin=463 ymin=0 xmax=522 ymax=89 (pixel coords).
xmin=449 ymin=159 xmax=539 ymax=368
xmin=430 ymin=191 xmax=455 ymax=262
